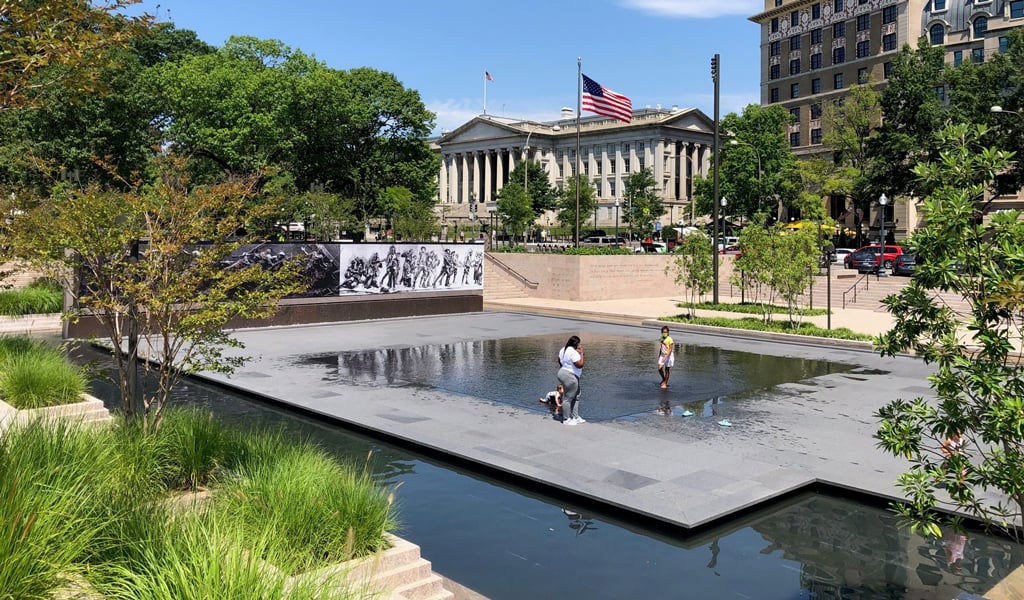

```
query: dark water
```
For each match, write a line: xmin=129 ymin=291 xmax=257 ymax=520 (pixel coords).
xmin=77 ymin=346 xmax=1024 ymax=600
xmin=288 ymin=333 xmax=852 ymax=420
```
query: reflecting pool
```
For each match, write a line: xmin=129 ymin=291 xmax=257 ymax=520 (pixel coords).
xmin=289 ymin=333 xmax=853 ymax=420
xmin=79 ymin=347 xmax=1022 ymax=600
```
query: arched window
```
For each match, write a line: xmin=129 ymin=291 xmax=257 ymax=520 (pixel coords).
xmin=973 ymin=16 xmax=988 ymax=38
xmin=929 ymin=23 xmax=945 ymax=45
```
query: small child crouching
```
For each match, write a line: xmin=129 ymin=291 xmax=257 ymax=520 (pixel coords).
xmin=539 ymin=384 xmax=564 ymax=415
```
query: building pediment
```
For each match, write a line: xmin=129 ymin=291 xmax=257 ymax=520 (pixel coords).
xmin=658 ymin=108 xmax=714 ymax=134
xmin=440 ymin=118 xmax=525 ymax=147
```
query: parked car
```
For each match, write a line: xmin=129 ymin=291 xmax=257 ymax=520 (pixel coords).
xmin=893 ymin=254 xmax=919 ymax=276
xmin=833 ymin=247 xmax=855 ymax=266
xmin=635 ymin=242 xmax=668 ymax=254
xmin=847 ymin=244 xmax=904 ymax=270
xmin=847 ymin=249 xmax=883 ymax=273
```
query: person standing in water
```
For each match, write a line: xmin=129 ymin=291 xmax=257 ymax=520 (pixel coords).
xmin=557 ymin=335 xmax=585 ymax=425
xmin=658 ymin=326 xmax=675 ymax=389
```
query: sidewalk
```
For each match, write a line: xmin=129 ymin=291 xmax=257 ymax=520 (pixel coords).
xmin=484 ymin=295 xmax=896 ymax=339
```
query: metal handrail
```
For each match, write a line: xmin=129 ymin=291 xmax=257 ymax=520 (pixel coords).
xmin=842 ymin=273 xmax=870 ymax=309
xmin=484 ymin=252 xmax=539 ymax=289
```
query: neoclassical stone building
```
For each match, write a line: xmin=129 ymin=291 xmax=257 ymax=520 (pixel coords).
xmin=434 ymin=107 xmax=717 ymax=230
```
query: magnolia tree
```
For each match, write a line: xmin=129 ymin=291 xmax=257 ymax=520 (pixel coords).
xmin=875 ymin=124 xmax=1024 ymax=538
xmin=2 ymin=164 xmax=306 ymax=432
xmin=666 ymin=232 xmax=713 ymax=316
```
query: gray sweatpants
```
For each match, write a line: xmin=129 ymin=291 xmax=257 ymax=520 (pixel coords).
xmin=557 ymin=367 xmax=581 ymax=421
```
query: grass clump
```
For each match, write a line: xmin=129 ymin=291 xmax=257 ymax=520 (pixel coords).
xmin=0 ymin=279 xmax=62 ymax=315
xmin=216 ymin=445 xmax=397 ymax=574
xmin=663 ymin=314 xmax=872 ymax=341
xmin=0 ymin=350 xmax=87 ymax=409
xmin=677 ymin=301 xmax=828 ymax=317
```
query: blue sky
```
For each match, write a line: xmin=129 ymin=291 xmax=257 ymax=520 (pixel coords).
xmin=136 ymin=0 xmax=764 ymax=134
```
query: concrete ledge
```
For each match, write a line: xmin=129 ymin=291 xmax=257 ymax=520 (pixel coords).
xmin=0 ymin=313 xmax=61 ymax=336
xmin=0 ymin=392 xmax=112 ymax=433
xmin=643 ymin=318 xmax=879 ymax=352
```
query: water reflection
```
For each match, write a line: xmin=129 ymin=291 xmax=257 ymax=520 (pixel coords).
xmin=74 ymin=346 xmax=1022 ymax=599
xmin=292 ymin=334 xmax=851 ymax=421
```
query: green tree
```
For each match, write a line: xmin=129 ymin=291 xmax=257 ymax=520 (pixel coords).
xmin=868 ymin=39 xmax=946 ymax=200
xmin=717 ymin=104 xmax=801 ymax=222
xmin=507 ymin=161 xmax=557 ymax=215
xmin=875 ymin=123 xmax=1023 ymax=538
xmin=496 ymin=181 xmax=535 ymax=245
xmin=667 ymin=231 xmax=713 ymax=315
xmin=732 ymin=215 xmax=778 ymax=322
xmin=0 ymin=0 xmax=152 ymax=112
xmin=556 ymin=175 xmax=597 ymax=241
xmin=381 ymin=186 xmax=433 ymax=241
xmin=1 ymin=161 xmax=307 ymax=432
xmin=771 ymin=227 xmax=819 ymax=324
xmin=623 ymin=168 xmax=663 ymax=238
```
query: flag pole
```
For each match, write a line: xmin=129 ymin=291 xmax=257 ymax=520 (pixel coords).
xmin=575 ymin=57 xmax=582 ymax=248
xmin=483 ymin=71 xmax=487 ymax=115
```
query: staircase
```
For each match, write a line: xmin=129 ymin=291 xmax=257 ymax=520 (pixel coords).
xmin=483 ymin=254 xmax=531 ymax=299
xmin=304 ymin=534 xmax=453 ymax=600
xmin=802 ymin=269 xmax=972 ymax=314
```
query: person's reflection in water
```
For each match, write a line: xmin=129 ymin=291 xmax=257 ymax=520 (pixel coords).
xmin=707 ymin=539 xmax=721 ymax=573
xmin=561 ymin=508 xmax=597 ymax=537
xmin=944 ymin=531 xmax=967 ymax=575
xmin=656 ymin=393 xmax=670 ymax=416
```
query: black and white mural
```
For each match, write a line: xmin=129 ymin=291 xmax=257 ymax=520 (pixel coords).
xmin=218 ymin=242 xmax=483 ymax=297
xmin=339 ymin=243 xmax=483 ymax=295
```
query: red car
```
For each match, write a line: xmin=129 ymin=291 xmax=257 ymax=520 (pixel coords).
xmin=845 ymin=245 xmax=904 ymax=270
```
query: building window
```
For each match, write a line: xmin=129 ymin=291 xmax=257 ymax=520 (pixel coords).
xmin=1012 ymin=1 xmax=1024 ymax=18
xmin=934 ymin=86 xmax=946 ymax=102
xmin=609 ymin=158 xmax=616 ymax=173
xmin=883 ymin=61 xmax=892 ymax=78
xmin=883 ymin=6 xmax=897 ymax=24
xmin=858 ymin=0 xmax=867 ymax=4
xmin=953 ymin=50 xmax=962 ymax=66
xmin=791 ymin=82 xmax=800 ymax=98
xmin=790 ymin=131 xmax=801 ymax=147
xmin=811 ymin=28 xmax=822 ymax=44
xmin=834 ymin=0 xmax=844 ymax=11
xmin=929 ymin=23 xmax=944 ymax=45
xmin=972 ymin=47 xmax=984 ymax=63
xmin=771 ymin=17 xmax=779 ymax=33
xmin=811 ymin=128 xmax=823 ymax=144
xmin=790 ymin=107 xmax=801 ymax=122
xmin=770 ymin=88 xmax=780 ymax=103
xmin=791 ymin=35 xmax=801 ymax=51
xmin=791 ymin=58 xmax=801 ymax=75
xmin=833 ymin=46 xmax=846 ymax=64
xmin=812 ymin=3 xmax=821 ymax=19
xmin=771 ymin=64 xmax=781 ymax=79
xmin=834 ymin=72 xmax=844 ymax=89
xmin=792 ymin=11 xmax=799 ymax=27
xmin=858 ymin=67 xmax=869 ymax=83
xmin=812 ymin=78 xmax=821 ymax=93
xmin=833 ymin=21 xmax=845 ymax=37
xmin=883 ymin=32 xmax=897 ymax=51
xmin=811 ymin=52 xmax=823 ymax=69
xmin=770 ymin=40 xmax=781 ymax=56
xmin=934 ymin=0 xmax=945 ymax=10
xmin=810 ymin=102 xmax=822 ymax=118
xmin=857 ymin=39 xmax=870 ymax=58
xmin=857 ymin=14 xmax=870 ymax=32
xmin=1000 ymin=36 xmax=1010 ymax=53
xmin=973 ymin=17 xmax=987 ymax=39
xmin=775 ymin=0 xmax=783 ymax=6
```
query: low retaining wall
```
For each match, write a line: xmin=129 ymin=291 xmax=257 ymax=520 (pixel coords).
xmin=488 ymin=253 xmax=737 ymax=301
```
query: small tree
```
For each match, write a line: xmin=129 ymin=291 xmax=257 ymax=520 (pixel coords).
xmin=556 ymin=175 xmax=597 ymax=241
xmin=732 ymin=215 xmax=777 ymax=322
xmin=496 ymin=181 xmax=534 ymax=245
xmin=623 ymin=168 xmax=663 ymax=237
xmin=667 ymin=231 xmax=712 ymax=316
xmin=771 ymin=227 xmax=819 ymax=324
xmin=2 ymin=162 xmax=307 ymax=432
xmin=381 ymin=186 xmax=432 ymax=241
xmin=875 ymin=123 xmax=1023 ymax=538
xmin=507 ymin=161 xmax=557 ymax=216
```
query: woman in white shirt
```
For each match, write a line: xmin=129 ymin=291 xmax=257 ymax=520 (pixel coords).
xmin=557 ymin=335 xmax=585 ymax=425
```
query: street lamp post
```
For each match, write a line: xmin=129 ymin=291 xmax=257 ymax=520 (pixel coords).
xmin=991 ymin=105 xmax=1021 ymax=116
xmin=614 ymin=198 xmax=620 ymax=247
xmin=878 ymin=193 xmax=889 ymax=277
xmin=713 ymin=196 xmax=727 ymax=302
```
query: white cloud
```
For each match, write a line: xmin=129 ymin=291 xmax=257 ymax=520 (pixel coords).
xmin=620 ymin=0 xmax=762 ymax=18
xmin=427 ymin=99 xmax=561 ymax=136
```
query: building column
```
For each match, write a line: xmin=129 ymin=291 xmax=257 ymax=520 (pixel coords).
xmin=439 ymin=154 xmax=449 ymax=204
xmin=547 ymin=151 xmax=558 ymax=187
xmin=484 ymin=150 xmax=493 ymax=203
xmin=495 ymin=148 xmax=505 ymax=194
xmin=460 ymin=153 xmax=469 ymax=204
xmin=472 ymin=152 xmax=481 ymax=203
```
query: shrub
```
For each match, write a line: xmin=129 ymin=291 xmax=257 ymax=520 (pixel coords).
xmin=562 ymin=247 xmax=633 ymax=255
xmin=157 ymin=408 xmax=232 ymax=490
xmin=0 ymin=280 xmax=62 ymax=315
xmin=215 ymin=445 xmax=398 ymax=574
xmin=662 ymin=315 xmax=871 ymax=341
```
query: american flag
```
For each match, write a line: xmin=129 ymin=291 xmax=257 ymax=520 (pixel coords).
xmin=485 ymin=71 xmax=493 ymax=82
xmin=581 ymin=74 xmax=632 ymax=123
